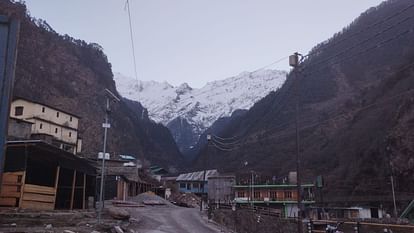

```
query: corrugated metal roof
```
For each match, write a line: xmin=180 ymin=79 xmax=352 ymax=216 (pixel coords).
xmin=176 ymin=169 xmax=218 ymax=181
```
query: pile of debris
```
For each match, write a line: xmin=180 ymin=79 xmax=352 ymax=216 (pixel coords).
xmin=128 ymin=191 xmax=172 ymax=206
xmin=170 ymin=192 xmax=200 ymax=208
xmin=0 ymin=207 xmax=139 ymax=233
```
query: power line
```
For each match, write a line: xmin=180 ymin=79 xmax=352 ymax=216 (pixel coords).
xmin=305 ymin=13 xmax=414 ymax=70
xmin=125 ymin=0 xmax=139 ymax=81
xmin=306 ymin=2 xmax=414 ymax=58
xmin=211 ymin=60 xmax=414 ymax=150
xmin=250 ymin=56 xmax=290 ymax=73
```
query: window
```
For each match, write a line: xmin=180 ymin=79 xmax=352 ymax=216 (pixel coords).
xmin=14 ymin=106 xmax=24 ymax=116
xmin=284 ymin=191 xmax=292 ymax=199
xmin=42 ymin=107 xmax=45 ymax=113
xmin=69 ymin=132 xmax=72 ymax=137
xmin=186 ymin=183 xmax=191 ymax=190
xmin=55 ymin=128 xmax=58 ymax=134
xmin=270 ymin=191 xmax=277 ymax=199
xmin=237 ymin=191 xmax=245 ymax=198
xmin=179 ymin=183 xmax=186 ymax=189
xmin=70 ymin=116 xmax=73 ymax=122
xmin=39 ymin=123 xmax=43 ymax=129
xmin=56 ymin=112 xmax=59 ymax=118
xmin=254 ymin=191 xmax=260 ymax=199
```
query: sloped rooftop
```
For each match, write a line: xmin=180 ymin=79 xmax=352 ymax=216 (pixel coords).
xmin=176 ymin=169 xmax=218 ymax=182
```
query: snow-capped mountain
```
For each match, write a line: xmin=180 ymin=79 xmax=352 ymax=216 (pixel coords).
xmin=114 ymin=69 xmax=287 ymax=155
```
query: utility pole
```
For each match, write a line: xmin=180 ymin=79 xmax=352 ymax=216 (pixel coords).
xmin=200 ymin=134 xmax=211 ymax=211
xmin=251 ymin=170 xmax=255 ymax=207
xmin=386 ymin=146 xmax=398 ymax=218
xmin=98 ymin=89 xmax=120 ymax=224
xmin=290 ymin=52 xmax=303 ymax=233
xmin=0 ymin=17 xmax=19 ymax=192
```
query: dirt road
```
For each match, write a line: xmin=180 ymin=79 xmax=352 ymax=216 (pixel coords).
xmin=130 ymin=205 xmax=224 ymax=233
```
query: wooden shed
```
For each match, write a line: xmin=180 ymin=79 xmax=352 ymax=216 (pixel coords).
xmin=0 ymin=140 xmax=96 ymax=210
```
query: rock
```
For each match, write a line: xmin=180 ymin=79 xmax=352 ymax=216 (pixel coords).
xmin=108 ymin=207 xmax=130 ymax=220
xmin=90 ymin=231 xmax=101 ymax=233
xmin=10 ymin=223 xmax=16 ymax=227
xmin=64 ymin=230 xmax=76 ymax=233
xmin=114 ymin=226 xmax=124 ymax=233
xmin=45 ymin=224 xmax=53 ymax=229
xmin=129 ymin=217 xmax=140 ymax=223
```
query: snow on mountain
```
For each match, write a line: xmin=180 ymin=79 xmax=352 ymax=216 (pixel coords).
xmin=114 ymin=70 xmax=287 ymax=154
xmin=114 ymin=69 xmax=286 ymax=128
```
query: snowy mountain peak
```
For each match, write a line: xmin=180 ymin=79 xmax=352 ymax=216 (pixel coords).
xmin=114 ymin=70 xmax=287 ymax=153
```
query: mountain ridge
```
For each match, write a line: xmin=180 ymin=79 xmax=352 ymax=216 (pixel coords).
xmin=114 ymin=69 xmax=287 ymax=155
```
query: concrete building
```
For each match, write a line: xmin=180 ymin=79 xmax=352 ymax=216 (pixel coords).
xmin=176 ymin=170 xmax=218 ymax=194
xmin=208 ymin=175 xmax=235 ymax=204
xmin=234 ymin=183 xmax=315 ymax=218
xmin=10 ymin=97 xmax=82 ymax=154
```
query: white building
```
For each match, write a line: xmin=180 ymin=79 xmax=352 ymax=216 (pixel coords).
xmin=10 ymin=97 xmax=82 ymax=154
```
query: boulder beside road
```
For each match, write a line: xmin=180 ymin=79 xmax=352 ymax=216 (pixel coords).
xmin=108 ymin=207 xmax=130 ymax=220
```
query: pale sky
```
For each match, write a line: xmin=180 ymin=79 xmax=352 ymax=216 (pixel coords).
xmin=24 ymin=0 xmax=385 ymax=87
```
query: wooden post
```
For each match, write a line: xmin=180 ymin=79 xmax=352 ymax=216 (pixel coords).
xmin=52 ymin=166 xmax=60 ymax=208
xmin=70 ymin=170 xmax=76 ymax=210
xmin=82 ymin=173 xmax=86 ymax=209
xmin=17 ymin=171 xmax=26 ymax=208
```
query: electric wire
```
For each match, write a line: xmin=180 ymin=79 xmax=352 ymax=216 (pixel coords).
xmin=306 ymin=2 xmax=414 ymax=58
xmin=209 ymin=61 xmax=414 ymax=150
xmin=125 ymin=0 xmax=139 ymax=81
xmin=250 ymin=56 xmax=290 ymax=73
xmin=305 ymin=14 xmax=414 ymax=70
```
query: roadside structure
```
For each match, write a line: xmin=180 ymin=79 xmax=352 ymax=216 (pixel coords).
xmin=0 ymin=98 xmax=96 ymax=210
xmin=208 ymin=175 xmax=235 ymax=204
xmin=96 ymin=156 xmax=153 ymax=201
xmin=176 ymin=169 xmax=218 ymax=194
xmin=0 ymin=140 xmax=95 ymax=210
xmin=9 ymin=97 xmax=82 ymax=155
xmin=233 ymin=182 xmax=316 ymax=217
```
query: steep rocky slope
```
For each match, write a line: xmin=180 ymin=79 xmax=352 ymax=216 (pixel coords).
xmin=114 ymin=70 xmax=286 ymax=156
xmin=1 ymin=1 xmax=183 ymax=170
xmin=195 ymin=0 xmax=414 ymax=206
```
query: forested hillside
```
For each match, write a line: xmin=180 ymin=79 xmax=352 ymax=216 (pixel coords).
xmin=1 ymin=0 xmax=183 ymax=170
xmin=195 ymin=0 xmax=414 ymax=206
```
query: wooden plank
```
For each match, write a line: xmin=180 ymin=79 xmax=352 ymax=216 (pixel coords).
xmin=0 ymin=191 xmax=20 ymax=198
xmin=52 ymin=166 xmax=60 ymax=208
xmin=82 ymin=173 xmax=86 ymax=209
xmin=24 ymin=184 xmax=55 ymax=195
xmin=70 ymin=170 xmax=76 ymax=210
xmin=0 ymin=184 xmax=18 ymax=193
xmin=22 ymin=193 xmax=55 ymax=203
xmin=18 ymin=171 xmax=26 ymax=208
xmin=2 ymin=172 xmax=24 ymax=184
xmin=20 ymin=200 xmax=54 ymax=210
xmin=0 ymin=197 xmax=17 ymax=206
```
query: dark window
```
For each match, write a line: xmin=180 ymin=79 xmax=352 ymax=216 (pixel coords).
xmin=179 ymin=183 xmax=186 ymax=189
xmin=186 ymin=183 xmax=191 ymax=190
xmin=238 ymin=191 xmax=245 ymax=198
xmin=70 ymin=116 xmax=73 ymax=122
xmin=69 ymin=132 xmax=72 ymax=137
xmin=270 ymin=191 xmax=277 ymax=199
xmin=39 ymin=123 xmax=43 ymax=129
xmin=14 ymin=106 xmax=24 ymax=116
xmin=42 ymin=107 xmax=45 ymax=113
xmin=284 ymin=191 xmax=292 ymax=199
xmin=254 ymin=191 xmax=260 ymax=198
xmin=56 ymin=112 xmax=59 ymax=118
xmin=55 ymin=128 xmax=58 ymax=133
